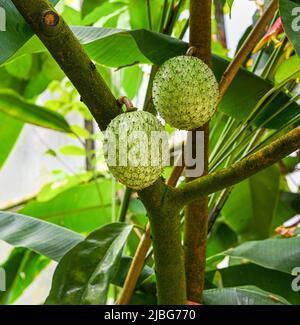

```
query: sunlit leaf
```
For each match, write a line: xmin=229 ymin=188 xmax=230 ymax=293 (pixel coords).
xmin=0 ymin=212 xmax=84 ymax=261
xmin=0 ymin=89 xmax=72 ymax=133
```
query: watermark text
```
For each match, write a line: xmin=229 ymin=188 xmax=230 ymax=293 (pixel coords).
xmin=292 ymin=267 xmax=300 ymax=292
xmin=0 ymin=6 xmax=6 ymax=32
xmin=292 ymin=7 xmax=300 ymax=32
xmin=0 ymin=267 xmax=5 ymax=292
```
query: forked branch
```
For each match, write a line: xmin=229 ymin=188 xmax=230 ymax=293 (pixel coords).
xmin=177 ymin=126 xmax=300 ymax=205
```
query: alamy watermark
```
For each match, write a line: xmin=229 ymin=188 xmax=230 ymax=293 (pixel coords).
xmin=0 ymin=6 xmax=6 ymax=32
xmin=292 ymin=7 xmax=300 ymax=32
xmin=291 ymin=267 xmax=300 ymax=292
xmin=0 ymin=267 xmax=5 ymax=292
xmin=104 ymin=129 xmax=205 ymax=178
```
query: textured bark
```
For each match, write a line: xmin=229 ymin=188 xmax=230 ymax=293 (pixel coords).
xmin=184 ymin=0 xmax=211 ymax=303
xmin=139 ymin=181 xmax=187 ymax=305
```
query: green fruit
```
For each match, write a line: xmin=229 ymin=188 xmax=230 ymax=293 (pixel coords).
xmin=103 ymin=111 xmax=168 ymax=190
xmin=152 ymin=56 xmax=219 ymax=130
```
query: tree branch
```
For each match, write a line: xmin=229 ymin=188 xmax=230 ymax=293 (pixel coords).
xmin=138 ymin=180 xmax=187 ymax=305
xmin=189 ymin=0 xmax=212 ymax=66
xmin=184 ymin=0 xmax=211 ymax=303
xmin=218 ymin=0 xmax=278 ymax=98
xmin=11 ymin=0 xmax=121 ymax=131
xmin=178 ymin=126 xmax=300 ymax=205
xmin=213 ymin=0 xmax=227 ymax=49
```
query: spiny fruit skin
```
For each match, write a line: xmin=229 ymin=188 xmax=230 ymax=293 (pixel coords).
xmin=152 ymin=56 xmax=219 ymax=130
xmin=103 ymin=111 xmax=168 ymax=190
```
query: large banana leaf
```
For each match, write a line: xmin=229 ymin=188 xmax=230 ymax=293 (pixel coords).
xmin=203 ymin=286 xmax=291 ymax=305
xmin=19 ymin=179 xmax=117 ymax=233
xmin=7 ymin=25 xmax=299 ymax=130
xmin=226 ymin=236 xmax=300 ymax=274
xmin=0 ymin=0 xmax=58 ymax=64
xmin=280 ymin=0 xmax=300 ymax=59
xmin=212 ymin=263 xmax=300 ymax=304
xmin=46 ymin=223 xmax=132 ymax=305
xmin=0 ymin=89 xmax=72 ymax=133
xmin=0 ymin=212 xmax=84 ymax=261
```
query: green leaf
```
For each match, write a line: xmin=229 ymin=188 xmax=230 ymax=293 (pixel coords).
xmin=0 ymin=248 xmax=49 ymax=304
xmin=46 ymin=223 xmax=133 ymax=305
xmin=36 ymin=172 xmax=94 ymax=202
xmin=82 ymin=0 xmax=108 ymax=18
xmin=128 ymin=0 xmax=171 ymax=31
xmin=272 ymin=191 xmax=300 ymax=230
xmin=207 ymin=222 xmax=238 ymax=257
xmin=73 ymin=27 xmax=151 ymax=67
xmin=215 ymin=263 xmax=300 ymax=305
xmin=203 ymin=286 xmax=291 ymax=305
xmin=0 ymin=212 xmax=84 ymax=261
xmin=274 ymin=55 xmax=300 ymax=83
xmin=0 ymin=0 xmax=59 ymax=64
xmin=71 ymin=27 xmax=300 ymax=130
xmin=19 ymin=179 xmax=116 ymax=233
xmin=128 ymin=0 xmax=150 ymax=29
xmin=121 ymin=65 xmax=143 ymax=99
xmin=222 ymin=166 xmax=280 ymax=241
xmin=59 ymin=145 xmax=86 ymax=156
xmin=82 ymin=2 xmax=127 ymax=26
xmin=280 ymin=0 xmax=300 ymax=59
xmin=226 ymin=236 xmax=300 ymax=274
xmin=61 ymin=5 xmax=82 ymax=26
xmin=112 ymin=256 xmax=154 ymax=288
xmin=6 ymin=23 xmax=299 ymax=130
xmin=226 ymin=0 xmax=235 ymax=13
xmin=0 ymin=89 xmax=72 ymax=133
xmin=0 ymin=112 xmax=23 ymax=169
xmin=70 ymin=124 xmax=91 ymax=139
xmin=4 ymin=54 xmax=32 ymax=80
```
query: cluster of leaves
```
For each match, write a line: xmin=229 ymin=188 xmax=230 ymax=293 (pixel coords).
xmin=0 ymin=0 xmax=300 ymax=305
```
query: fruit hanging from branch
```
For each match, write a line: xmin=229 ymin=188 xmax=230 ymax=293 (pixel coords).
xmin=103 ymin=110 xmax=168 ymax=190
xmin=152 ymin=56 xmax=219 ymax=130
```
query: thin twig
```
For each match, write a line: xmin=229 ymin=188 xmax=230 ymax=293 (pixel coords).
xmin=118 ymin=188 xmax=133 ymax=222
xmin=146 ymin=0 xmax=152 ymax=30
xmin=213 ymin=0 xmax=227 ymax=49
xmin=117 ymin=223 xmax=151 ymax=305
